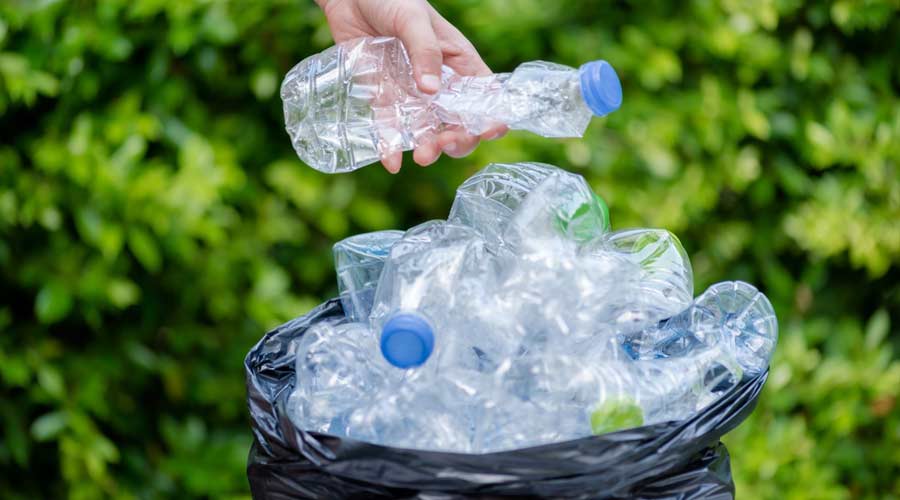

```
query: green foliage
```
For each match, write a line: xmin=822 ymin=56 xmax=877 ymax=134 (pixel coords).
xmin=1 ymin=0 xmax=898 ymax=497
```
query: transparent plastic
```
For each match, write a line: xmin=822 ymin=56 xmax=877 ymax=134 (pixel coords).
xmin=450 ymin=163 xmax=689 ymax=346
xmin=368 ymin=221 xmax=510 ymax=372
xmin=286 ymin=162 xmax=777 ymax=453
xmin=287 ymin=321 xmax=396 ymax=435
xmin=333 ymin=230 xmax=404 ymax=322
xmin=434 ymin=61 xmax=593 ymax=138
xmin=621 ymin=280 xmax=778 ymax=377
xmin=282 ymin=38 xmax=621 ymax=173
xmin=584 ymin=228 xmax=695 ymax=332
xmin=448 ymin=162 xmax=559 ymax=248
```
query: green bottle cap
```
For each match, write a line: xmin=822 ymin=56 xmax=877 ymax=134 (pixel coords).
xmin=590 ymin=398 xmax=644 ymax=435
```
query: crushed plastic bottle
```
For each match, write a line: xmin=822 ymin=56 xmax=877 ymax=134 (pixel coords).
xmin=368 ymin=221 xmax=510 ymax=371
xmin=281 ymin=37 xmax=622 ymax=173
xmin=597 ymin=229 xmax=693 ymax=311
xmin=448 ymin=162 xmax=560 ymax=248
xmin=620 ymin=280 xmax=778 ymax=377
xmin=585 ymin=347 xmax=743 ymax=434
xmin=501 ymin=169 xmax=609 ymax=253
xmin=484 ymin=344 xmax=741 ymax=450
xmin=582 ymin=228 xmax=695 ymax=334
xmin=333 ymin=230 xmax=404 ymax=322
xmin=434 ymin=59 xmax=620 ymax=137
xmin=346 ymin=365 xmax=492 ymax=452
xmin=287 ymin=321 xmax=395 ymax=436
xmin=448 ymin=162 xmax=609 ymax=250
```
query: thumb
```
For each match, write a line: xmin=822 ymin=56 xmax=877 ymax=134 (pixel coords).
xmin=393 ymin=7 xmax=443 ymax=93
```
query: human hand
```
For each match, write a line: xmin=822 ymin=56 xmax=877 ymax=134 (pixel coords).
xmin=316 ymin=0 xmax=507 ymax=173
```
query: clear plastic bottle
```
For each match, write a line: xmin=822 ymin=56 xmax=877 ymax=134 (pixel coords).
xmin=597 ymin=229 xmax=693 ymax=310
xmin=449 ymin=162 xmax=610 ymax=251
xmin=333 ymin=230 xmax=404 ymax=322
xmin=448 ymin=162 xmax=559 ymax=248
xmin=368 ymin=220 xmax=514 ymax=370
xmin=345 ymin=364 xmax=492 ymax=452
xmin=500 ymin=167 xmax=610 ymax=252
xmin=580 ymin=228 xmax=695 ymax=335
xmin=287 ymin=321 xmax=395 ymax=435
xmin=447 ymin=163 xmax=692 ymax=354
xmin=281 ymin=37 xmax=622 ymax=173
xmin=484 ymin=345 xmax=743 ymax=448
xmin=584 ymin=346 xmax=744 ymax=433
xmin=620 ymin=281 xmax=778 ymax=377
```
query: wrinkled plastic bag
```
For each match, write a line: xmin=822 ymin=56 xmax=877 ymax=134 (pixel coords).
xmin=245 ymin=298 xmax=768 ymax=499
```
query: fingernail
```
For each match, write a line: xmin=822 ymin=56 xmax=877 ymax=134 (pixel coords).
xmin=420 ymin=74 xmax=441 ymax=93
xmin=443 ymin=142 xmax=458 ymax=155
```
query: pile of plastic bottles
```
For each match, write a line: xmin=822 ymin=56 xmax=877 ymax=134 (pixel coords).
xmin=287 ymin=162 xmax=778 ymax=453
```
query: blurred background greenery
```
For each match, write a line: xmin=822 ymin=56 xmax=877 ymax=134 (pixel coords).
xmin=1 ymin=0 xmax=898 ymax=498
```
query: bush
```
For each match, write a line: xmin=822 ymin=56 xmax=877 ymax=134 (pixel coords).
xmin=1 ymin=0 xmax=898 ymax=497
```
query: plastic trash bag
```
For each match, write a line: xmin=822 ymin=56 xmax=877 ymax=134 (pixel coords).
xmin=245 ymin=298 xmax=767 ymax=499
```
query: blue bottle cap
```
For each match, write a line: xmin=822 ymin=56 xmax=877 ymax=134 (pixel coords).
xmin=579 ymin=60 xmax=623 ymax=117
xmin=380 ymin=313 xmax=434 ymax=368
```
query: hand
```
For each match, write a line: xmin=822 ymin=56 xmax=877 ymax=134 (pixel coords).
xmin=316 ymin=0 xmax=507 ymax=173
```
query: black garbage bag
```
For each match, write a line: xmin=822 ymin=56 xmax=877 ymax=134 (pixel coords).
xmin=245 ymin=298 xmax=768 ymax=499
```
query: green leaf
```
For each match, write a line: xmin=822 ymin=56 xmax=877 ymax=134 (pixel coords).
xmin=250 ymin=68 xmax=277 ymax=100
xmin=35 ymin=282 xmax=73 ymax=324
xmin=31 ymin=411 xmax=67 ymax=442
xmin=128 ymin=227 xmax=162 ymax=272
xmin=107 ymin=279 xmax=140 ymax=308
xmin=0 ymin=353 xmax=29 ymax=386
xmin=37 ymin=366 xmax=65 ymax=400
xmin=864 ymin=309 xmax=890 ymax=351
xmin=1 ymin=402 xmax=29 ymax=465
xmin=201 ymin=4 xmax=238 ymax=44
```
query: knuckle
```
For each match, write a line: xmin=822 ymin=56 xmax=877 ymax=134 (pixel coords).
xmin=390 ymin=1 xmax=424 ymax=31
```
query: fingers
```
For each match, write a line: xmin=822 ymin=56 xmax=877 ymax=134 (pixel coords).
xmin=410 ymin=130 xmax=476 ymax=168
xmin=381 ymin=151 xmax=402 ymax=174
xmin=391 ymin=2 xmax=443 ymax=93
xmin=382 ymin=128 xmax=489 ymax=172
xmin=439 ymin=130 xmax=479 ymax=158
xmin=365 ymin=1 xmax=506 ymax=172
xmin=413 ymin=141 xmax=442 ymax=167
xmin=412 ymin=123 xmax=509 ymax=167
xmin=480 ymin=124 xmax=509 ymax=142
xmin=427 ymin=5 xmax=492 ymax=77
